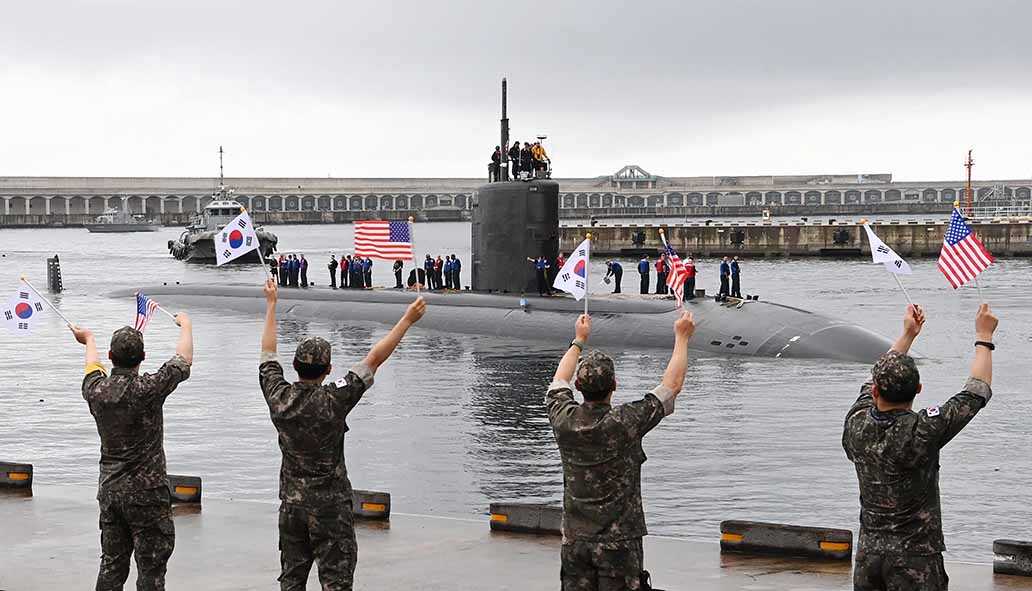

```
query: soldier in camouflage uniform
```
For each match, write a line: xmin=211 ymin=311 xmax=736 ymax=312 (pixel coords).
xmin=843 ymin=303 xmax=998 ymax=590
xmin=259 ymin=279 xmax=426 ymax=590
xmin=72 ymin=315 xmax=194 ymax=591
xmin=546 ymin=311 xmax=695 ymax=591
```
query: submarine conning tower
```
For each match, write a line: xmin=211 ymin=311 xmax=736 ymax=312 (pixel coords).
xmin=471 ymin=179 xmax=560 ymax=293
xmin=471 ymin=77 xmax=560 ymax=293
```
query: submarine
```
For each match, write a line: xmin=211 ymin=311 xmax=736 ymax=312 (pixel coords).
xmin=116 ymin=79 xmax=892 ymax=363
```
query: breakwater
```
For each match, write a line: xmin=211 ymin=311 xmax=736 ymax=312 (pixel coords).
xmin=560 ymin=219 xmax=1032 ymax=257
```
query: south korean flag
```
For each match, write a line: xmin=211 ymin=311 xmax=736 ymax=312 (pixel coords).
xmin=215 ymin=209 xmax=261 ymax=266
xmin=553 ymin=238 xmax=591 ymax=301
xmin=863 ymin=223 xmax=912 ymax=275
xmin=3 ymin=289 xmax=46 ymax=335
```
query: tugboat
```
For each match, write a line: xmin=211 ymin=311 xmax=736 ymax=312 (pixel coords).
xmin=85 ymin=200 xmax=161 ymax=233
xmin=167 ymin=147 xmax=278 ymax=263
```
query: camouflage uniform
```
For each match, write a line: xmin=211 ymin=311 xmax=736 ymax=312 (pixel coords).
xmin=545 ymin=350 xmax=675 ymax=591
xmin=259 ymin=337 xmax=374 ymax=591
xmin=82 ymin=327 xmax=191 ymax=591
xmin=843 ymin=351 xmax=992 ymax=591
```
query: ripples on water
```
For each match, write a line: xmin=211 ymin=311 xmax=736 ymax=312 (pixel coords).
xmin=0 ymin=223 xmax=1029 ymax=562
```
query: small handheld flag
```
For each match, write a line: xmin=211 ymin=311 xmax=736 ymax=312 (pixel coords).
xmin=134 ymin=293 xmax=159 ymax=332
xmin=863 ymin=223 xmax=912 ymax=275
xmin=659 ymin=230 xmax=690 ymax=307
xmin=553 ymin=238 xmax=590 ymax=301
xmin=3 ymin=287 xmax=46 ymax=335
xmin=937 ymin=208 xmax=994 ymax=289
xmin=215 ymin=209 xmax=261 ymax=266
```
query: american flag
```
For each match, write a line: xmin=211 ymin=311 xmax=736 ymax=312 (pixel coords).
xmin=354 ymin=220 xmax=414 ymax=261
xmin=937 ymin=208 xmax=994 ymax=289
xmin=663 ymin=243 xmax=690 ymax=307
xmin=134 ymin=293 xmax=159 ymax=332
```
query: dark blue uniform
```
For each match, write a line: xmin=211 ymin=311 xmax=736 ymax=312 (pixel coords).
xmin=637 ymin=258 xmax=649 ymax=294
xmin=718 ymin=260 xmax=730 ymax=298
xmin=730 ymin=259 xmax=741 ymax=298
xmin=606 ymin=262 xmax=623 ymax=294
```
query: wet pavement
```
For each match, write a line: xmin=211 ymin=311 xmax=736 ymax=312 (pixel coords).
xmin=2 ymin=485 xmax=1031 ymax=590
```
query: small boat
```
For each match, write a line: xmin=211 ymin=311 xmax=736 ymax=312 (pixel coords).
xmin=85 ymin=207 xmax=161 ymax=233
xmin=167 ymin=147 xmax=278 ymax=263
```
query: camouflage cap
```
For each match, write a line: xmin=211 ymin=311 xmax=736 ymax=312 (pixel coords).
xmin=872 ymin=350 xmax=920 ymax=401
xmin=294 ymin=336 xmax=331 ymax=366
xmin=576 ymin=349 xmax=616 ymax=395
xmin=110 ymin=326 xmax=144 ymax=363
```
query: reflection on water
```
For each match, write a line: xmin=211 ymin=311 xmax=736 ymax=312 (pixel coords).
xmin=0 ymin=224 xmax=1030 ymax=562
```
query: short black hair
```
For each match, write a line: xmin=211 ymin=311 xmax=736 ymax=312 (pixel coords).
xmin=293 ymin=359 xmax=329 ymax=380
xmin=111 ymin=350 xmax=144 ymax=369
xmin=872 ymin=351 xmax=921 ymax=404
xmin=579 ymin=388 xmax=610 ymax=402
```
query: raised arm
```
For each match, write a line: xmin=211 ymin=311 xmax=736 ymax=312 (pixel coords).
xmin=890 ymin=304 xmax=925 ymax=355
xmin=656 ymin=312 xmax=694 ymax=410
xmin=71 ymin=325 xmax=100 ymax=369
xmin=175 ymin=312 xmax=193 ymax=364
xmin=971 ymin=303 xmax=997 ymax=385
xmin=261 ymin=279 xmax=278 ymax=355
xmin=362 ymin=297 xmax=426 ymax=372
xmin=553 ymin=314 xmax=590 ymax=383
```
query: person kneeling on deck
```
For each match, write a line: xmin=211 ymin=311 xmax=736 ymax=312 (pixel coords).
xmin=73 ymin=316 xmax=193 ymax=591
xmin=546 ymin=311 xmax=693 ymax=591
xmin=843 ymin=303 xmax=998 ymax=591
xmin=259 ymin=279 xmax=426 ymax=590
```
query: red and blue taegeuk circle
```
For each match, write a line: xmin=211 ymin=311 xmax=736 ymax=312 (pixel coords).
xmin=574 ymin=259 xmax=586 ymax=278
xmin=15 ymin=302 xmax=32 ymax=319
xmin=229 ymin=229 xmax=244 ymax=248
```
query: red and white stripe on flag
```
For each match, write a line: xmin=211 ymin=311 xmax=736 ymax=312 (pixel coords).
xmin=937 ymin=209 xmax=994 ymax=289
xmin=354 ymin=220 xmax=414 ymax=261
xmin=663 ymin=245 xmax=689 ymax=307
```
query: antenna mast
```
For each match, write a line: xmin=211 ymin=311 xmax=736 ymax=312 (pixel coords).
xmin=219 ymin=145 xmax=225 ymax=188
xmin=964 ymin=149 xmax=974 ymax=215
xmin=500 ymin=78 xmax=509 ymax=182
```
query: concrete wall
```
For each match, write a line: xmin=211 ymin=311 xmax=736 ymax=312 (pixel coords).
xmin=561 ymin=221 xmax=1032 ymax=257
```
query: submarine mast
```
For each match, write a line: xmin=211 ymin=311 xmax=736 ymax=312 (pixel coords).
xmin=500 ymin=78 xmax=509 ymax=182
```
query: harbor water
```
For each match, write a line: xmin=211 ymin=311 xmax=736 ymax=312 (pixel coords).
xmin=1 ymin=222 xmax=1029 ymax=563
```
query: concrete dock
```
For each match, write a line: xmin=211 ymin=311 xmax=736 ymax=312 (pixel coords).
xmin=3 ymin=486 xmax=1031 ymax=590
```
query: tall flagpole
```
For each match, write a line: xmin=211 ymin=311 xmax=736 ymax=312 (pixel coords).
xmin=409 ymin=216 xmax=419 ymax=295
xmin=583 ymin=233 xmax=591 ymax=316
xmin=20 ymin=276 xmax=74 ymax=328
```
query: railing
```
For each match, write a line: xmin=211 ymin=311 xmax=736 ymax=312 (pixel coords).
xmin=970 ymin=203 xmax=1032 ymax=220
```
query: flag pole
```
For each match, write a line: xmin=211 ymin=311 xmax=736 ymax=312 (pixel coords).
xmin=891 ymin=274 xmax=914 ymax=306
xmin=243 ymin=208 xmax=273 ymax=282
xmin=20 ymin=276 xmax=74 ymax=328
xmin=583 ymin=233 xmax=591 ymax=316
xmin=136 ymin=292 xmax=179 ymax=325
xmin=973 ymin=276 xmax=984 ymax=303
xmin=409 ymin=216 xmax=420 ymax=295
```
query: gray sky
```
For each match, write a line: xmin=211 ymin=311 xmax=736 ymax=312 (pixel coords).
xmin=2 ymin=0 xmax=1030 ymax=180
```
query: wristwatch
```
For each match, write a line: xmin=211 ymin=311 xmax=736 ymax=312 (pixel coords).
xmin=975 ymin=341 xmax=995 ymax=351
xmin=570 ymin=340 xmax=585 ymax=351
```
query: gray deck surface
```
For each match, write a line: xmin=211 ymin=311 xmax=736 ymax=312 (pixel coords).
xmin=2 ymin=486 xmax=1030 ymax=590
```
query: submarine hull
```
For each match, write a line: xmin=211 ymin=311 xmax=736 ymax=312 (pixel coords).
xmin=111 ymin=285 xmax=892 ymax=363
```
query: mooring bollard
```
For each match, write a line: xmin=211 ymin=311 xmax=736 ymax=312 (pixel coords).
xmin=167 ymin=474 xmax=202 ymax=504
xmin=994 ymin=539 xmax=1032 ymax=576
xmin=352 ymin=489 xmax=391 ymax=520
xmin=488 ymin=502 xmax=562 ymax=535
xmin=0 ymin=461 xmax=33 ymax=489
xmin=720 ymin=520 xmax=853 ymax=561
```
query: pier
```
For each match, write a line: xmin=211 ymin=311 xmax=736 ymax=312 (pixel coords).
xmin=3 ymin=485 xmax=1030 ymax=590
xmin=560 ymin=219 xmax=1032 ymax=257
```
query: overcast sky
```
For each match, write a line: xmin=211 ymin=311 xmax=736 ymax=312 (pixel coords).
xmin=1 ymin=0 xmax=1030 ymax=181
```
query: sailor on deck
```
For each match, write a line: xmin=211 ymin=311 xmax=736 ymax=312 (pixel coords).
xmin=604 ymin=261 xmax=623 ymax=294
xmin=637 ymin=256 xmax=650 ymax=295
